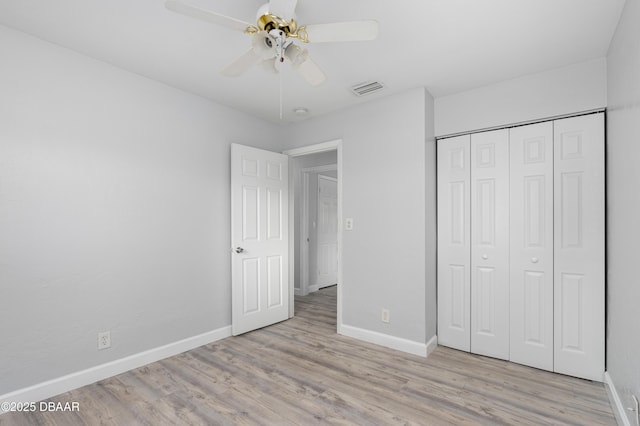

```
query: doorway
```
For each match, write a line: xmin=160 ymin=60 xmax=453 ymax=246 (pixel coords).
xmin=285 ymin=140 xmax=343 ymax=333
xmin=315 ymin=174 xmax=338 ymax=290
xmin=298 ymin=167 xmax=337 ymax=295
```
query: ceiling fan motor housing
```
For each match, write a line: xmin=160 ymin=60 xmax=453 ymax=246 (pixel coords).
xmin=257 ymin=13 xmax=297 ymax=37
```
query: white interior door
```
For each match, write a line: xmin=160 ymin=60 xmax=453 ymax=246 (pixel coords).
xmin=437 ymin=134 xmax=471 ymax=352
xmin=231 ymin=143 xmax=289 ymax=336
xmin=509 ymin=122 xmax=554 ymax=370
xmin=470 ymin=129 xmax=510 ymax=360
xmin=553 ymin=113 xmax=605 ymax=381
xmin=316 ymin=175 xmax=338 ymax=288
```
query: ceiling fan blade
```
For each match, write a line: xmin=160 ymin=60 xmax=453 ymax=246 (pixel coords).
xmin=303 ymin=20 xmax=379 ymax=43
xmin=221 ymin=49 xmax=262 ymax=77
xmin=165 ymin=0 xmax=253 ymax=32
xmin=268 ymin=0 xmax=298 ymax=21
xmin=296 ymin=55 xmax=326 ymax=86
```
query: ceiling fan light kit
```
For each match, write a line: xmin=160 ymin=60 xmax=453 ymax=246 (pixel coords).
xmin=165 ymin=0 xmax=379 ymax=86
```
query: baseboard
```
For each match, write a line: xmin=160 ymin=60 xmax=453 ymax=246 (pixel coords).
xmin=340 ymin=324 xmax=428 ymax=357
xmin=426 ymin=335 xmax=438 ymax=356
xmin=294 ymin=288 xmax=303 ymax=296
xmin=604 ymin=372 xmax=632 ymax=426
xmin=307 ymin=284 xmax=336 ymax=294
xmin=0 ymin=326 xmax=232 ymax=412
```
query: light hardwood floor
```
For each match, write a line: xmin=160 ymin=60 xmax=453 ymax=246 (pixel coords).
xmin=1 ymin=286 xmax=615 ymax=425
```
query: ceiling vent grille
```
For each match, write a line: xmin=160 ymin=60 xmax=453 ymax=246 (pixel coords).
xmin=350 ymin=81 xmax=385 ymax=96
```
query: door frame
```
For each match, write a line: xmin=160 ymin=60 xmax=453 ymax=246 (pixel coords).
xmin=284 ymin=139 xmax=343 ymax=333
xmin=299 ymin=165 xmax=338 ymax=296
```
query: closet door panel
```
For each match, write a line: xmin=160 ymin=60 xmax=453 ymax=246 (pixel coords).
xmin=509 ymin=122 xmax=554 ymax=371
xmin=437 ymin=135 xmax=471 ymax=351
xmin=471 ymin=129 xmax=510 ymax=360
xmin=553 ymin=113 xmax=605 ymax=381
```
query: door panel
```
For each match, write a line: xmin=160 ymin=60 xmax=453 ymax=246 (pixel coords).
xmin=232 ymin=144 xmax=289 ymax=336
xmin=242 ymin=186 xmax=259 ymax=240
xmin=450 ymin=181 xmax=466 ymax=244
xmin=476 ymin=266 xmax=496 ymax=334
xmin=266 ymin=188 xmax=281 ymax=239
xmin=477 ymin=179 xmax=496 ymax=246
xmin=554 ymin=113 xmax=604 ymax=381
xmin=471 ymin=129 xmax=509 ymax=360
xmin=559 ymin=273 xmax=584 ymax=351
xmin=560 ymin=173 xmax=583 ymax=248
xmin=524 ymin=271 xmax=545 ymax=343
xmin=242 ymin=257 xmax=260 ymax=314
xmin=448 ymin=264 xmax=467 ymax=330
xmin=267 ymin=255 xmax=283 ymax=308
xmin=509 ymin=121 xmax=554 ymax=371
xmin=437 ymin=135 xmax=471 ymax=351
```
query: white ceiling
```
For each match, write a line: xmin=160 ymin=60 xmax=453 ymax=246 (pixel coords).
xmin=0 ymin=0 xmax=626 ymax=124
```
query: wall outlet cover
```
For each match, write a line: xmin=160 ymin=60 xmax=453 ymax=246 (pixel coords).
xmin=345 ymin=218 xmax=354 ymax=230
xmin=98 ymin=331 xmax=111 ymax=350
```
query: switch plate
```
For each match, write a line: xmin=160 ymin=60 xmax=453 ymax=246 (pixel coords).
xmin=345 ymin=218 xmax=354 ymax=231
xmin=381 ymin=309 xmax=390 ymax=323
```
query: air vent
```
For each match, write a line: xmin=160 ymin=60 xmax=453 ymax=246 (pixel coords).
xmin=350 ymin=81 xmax=385 ymax=96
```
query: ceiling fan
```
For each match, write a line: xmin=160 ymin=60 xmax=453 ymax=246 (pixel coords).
xmin=165 ymin=0 xmax=379 ymax=86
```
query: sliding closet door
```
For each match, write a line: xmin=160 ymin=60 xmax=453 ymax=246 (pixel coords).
xmin=470 ymin=129 xmax=510 ymax=360
xmin=509 ymin=122 xmax=554 ymax=370
xmin=553 ymin=113 xmax=605 ymax=381
xmin=437 ymin=135 xmax=471 ymax=352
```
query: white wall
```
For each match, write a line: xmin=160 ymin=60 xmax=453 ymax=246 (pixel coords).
xmin=0 ymin=25 xmax=281 ymax=395
xmin=434 ymin=58 xmax=607 ymax=136
xmin=424 ymin=91 xmax=437 ymax=340
xmin=292 ymin=151 xmax=337 ymax=291
xmin=606 ymin=0 xmax=640 ymax=423
xmin=282 ymin=88 xmax=434 ymax=347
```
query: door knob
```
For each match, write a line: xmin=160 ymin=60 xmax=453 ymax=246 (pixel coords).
xmin=234 ymin=247 xmax=245 ymax=254
xmin=531 ymin=257 xmax=539 ymax=263
xmin=481 ymin=254 xmax=488 ymax=260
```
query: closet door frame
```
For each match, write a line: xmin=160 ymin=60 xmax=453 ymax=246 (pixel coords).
xmin=436 ymin=112 xmax=605 ymax=383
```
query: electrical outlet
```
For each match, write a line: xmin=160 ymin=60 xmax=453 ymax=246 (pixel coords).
xmin=345 ymin=218 xmax=354 ymax=231
xmin=97 ymin=331 xmax=111 ymax=350
xmin=381 ymin=309 xmax=390 ymax=323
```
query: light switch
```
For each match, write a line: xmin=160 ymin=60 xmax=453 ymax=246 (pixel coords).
xmin=345 ymin=218 xmax=354 ymax=231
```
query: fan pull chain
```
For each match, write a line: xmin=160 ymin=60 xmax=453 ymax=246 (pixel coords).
xmin=279 ymin=65 xmax=283 ymax=120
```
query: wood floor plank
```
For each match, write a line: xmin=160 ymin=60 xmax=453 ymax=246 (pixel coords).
xmin=0 ymin=286 xmax=615 ymax=425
